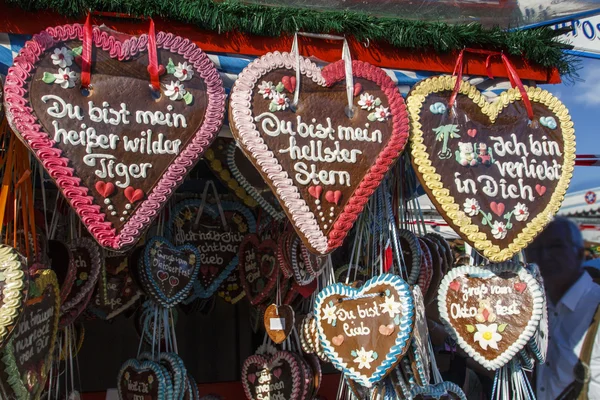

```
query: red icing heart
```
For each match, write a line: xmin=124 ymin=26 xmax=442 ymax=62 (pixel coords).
xmin=536 ymin=184 xmax=547 ymax=196
xmin=281 ymin=75 xmax=296 ymax=93
xmin=449 ymin=280 xmax=460 ymax=292
xmin=490 ymin=202 xmax=505 ymax=217
xmin=247 ymin=373 xmax=256 ymax=384
xmin=308 ymin=185 xmax=323 ymax=199
xmin=95 ymin=181 xmax=115 ymax=198
xmin=169 ymin=276 xmax=179 ymax=287
xmin=467 ymin=129 xmax=477 ymax=138
xmin=157 ymin=270 xmax=169 ymax=281
xmin=230 ymin=54 xmax=408 ymax=255
xmin=5 ymin=24 xmax=225 ymax=251
xmin=353 ymin=82 xmax=362 ymax=96
xmin=325 ymin=190 xmax=335 ymax=204
xmin=209 ymin=265 xmax=219 ymax=276
xmin=124 ymin=187 xmax=144 ymax=204
xmin=514 ymin=282 xmax=527 ymax=293
xmin=272 ymin=368 xmax=282 ymax=379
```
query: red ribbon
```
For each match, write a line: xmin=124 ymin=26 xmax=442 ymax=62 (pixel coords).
xmin=147 ymin=18 xmax=161 ymax=91
xmin=80 ymin=12 xmax=93 ymax=89
xmin=448 ymin=48 xmax=534 ymax=120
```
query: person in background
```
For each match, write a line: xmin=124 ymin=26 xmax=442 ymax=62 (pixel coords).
xmin=525 ymin=217 xmax=600 ymax=399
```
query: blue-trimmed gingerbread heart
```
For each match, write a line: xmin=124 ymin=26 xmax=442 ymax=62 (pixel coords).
xmin=141 ymin=237 xmax=200 ymax=307
xmin=117 ymin=358 xmax=173 ymax=400
xmin=314 ymin=273 xmax=414 ymax=388
xmin=168 ymin=200 xmax=255 ymax=300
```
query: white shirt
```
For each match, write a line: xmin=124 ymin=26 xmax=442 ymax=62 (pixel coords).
xmin=536 ymin=272 xmax=600 ymax=399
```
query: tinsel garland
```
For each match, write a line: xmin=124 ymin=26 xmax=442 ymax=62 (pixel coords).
xmin=8 ymin=0 xmax=576 ymax=77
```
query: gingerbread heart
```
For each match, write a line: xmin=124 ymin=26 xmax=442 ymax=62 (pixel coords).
xmin=0 ymin=245 xmax=28 ymax=349
xmin=264 ymin=304 xmax=295 ymax=344
xmin=437 ymin=262 xmax=544 ymax=370
xmin=238 ymin=234 xmax=280 ymax=306
xmin=407 ymin=77 xmax=575 ymax=261
xmin=169 ymin=200 xmax=255 ymax=300
xmin=118 ymin=358 xmax=173 ymax=400
xmin=230 ymin=52 xmax=409 ymax=254
xmin=2 ymin=269 xmax=60 ymax=400
xmin=242 ymin=351 xmax=303 ymax=400
xmin=140 ymin=236 xmax=200 ymax=307
xmin=61 ymin=237 xmax=102 ymax=313
xmin=314 ymin=274 xmax=414 ymax=388
xmin=5 ymin=24 xmax=225 ymax=251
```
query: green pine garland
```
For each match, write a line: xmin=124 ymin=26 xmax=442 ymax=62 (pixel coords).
xmin=8 ymin=0 xmax=576 ymax=77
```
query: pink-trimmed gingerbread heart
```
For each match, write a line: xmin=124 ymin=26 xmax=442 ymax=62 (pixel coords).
xmin=230 ymin=52 xmax=409 ymax=254
xmin=5 ymin=24 xmax=225 ymax=251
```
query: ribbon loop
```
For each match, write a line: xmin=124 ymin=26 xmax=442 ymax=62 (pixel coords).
xmin=448 ymin=48 xmax=534 ymax=120
xmin=80 ymin=12 xmax=93 ymax=89
xmin=290 ymin=32 xmax=354 ymax=115
xmin=147 ymin=18 xmax=161 ymax=92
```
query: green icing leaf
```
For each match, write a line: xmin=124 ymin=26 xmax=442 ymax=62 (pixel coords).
xmin=374 ymin=98 xmax=382 ymax=106
xmin=70 ymin=46 xmax=83 ymax=56
xmin=367 ymin=113 xmax=377 ymax=122
xmin=183 ymin=91 xmax=193 ymax=105
xmin=350 ymin=350 xmax=357 ymax=357
xmin=498 ymin=323 xmax=508 ymax=333
xmin=372 ymin=352 xmax=378 ymax=360
xmin=166 ymin=58 xmax=176 ymax=75
xmin=466 ymin=324 xmax=475 ymax=333
xmin=269 ymin=102 xmax=278 ymax=112
xmin=275 ymin=82 xmax=284 ymax=93
xmin=42 ymin=72 xmax=56 ymax=84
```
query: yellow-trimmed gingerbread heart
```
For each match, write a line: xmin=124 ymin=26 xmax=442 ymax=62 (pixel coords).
xmin=407 ymin=76 xmax=575 ymax=262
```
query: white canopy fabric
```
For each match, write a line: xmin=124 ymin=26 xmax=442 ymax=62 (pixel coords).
xmin=558 ymin=186 xmax=600 ymax=217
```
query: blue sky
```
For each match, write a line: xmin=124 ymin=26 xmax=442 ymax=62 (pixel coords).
xmin=542 ymin=57 xmax=600 ymax=192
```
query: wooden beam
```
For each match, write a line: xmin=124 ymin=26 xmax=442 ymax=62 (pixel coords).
xmin=0 ymin=1 xmax=561 ymax=83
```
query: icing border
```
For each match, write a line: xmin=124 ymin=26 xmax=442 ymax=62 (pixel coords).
xmin=0 ymin=245 xmax=28 ymax=347
xmin=407 ymin=77 xmax=576 ymax=262
xmin=230 ymin=52 xmax=408 ymax=254
xmin=437 ymin=262 xmax=544 ymax=370
xmin=398 ymin=229 xmax=421 ymax=285
xmin=4 ymin=24 xmax=225 ymax=251
xmin=314 ymin=273 xmax=414 ymax=388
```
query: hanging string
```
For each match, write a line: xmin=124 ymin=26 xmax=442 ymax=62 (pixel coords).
xmin=147 ymin=18 xmax=161 ymax=92
xmin=194 ymin=180 xmax=227 ymax=229
xmin=80 ymin=12 xmax=93 ymax=89
xmin=290 ymin=32 xmax=354 ymax=114
xmin=448 ymin=48 xmax=534 ymax=120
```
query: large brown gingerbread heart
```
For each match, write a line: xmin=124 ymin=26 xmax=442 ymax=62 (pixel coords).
xmin=407 ymin=77 xmax=575 ymax=261
xmin=230 ymin=52 xmax=409 ymax=254
xmin=437 ymin=262 xmax=544 ymax=370
xmin=4 ymin=24 xmax=225 ymax=251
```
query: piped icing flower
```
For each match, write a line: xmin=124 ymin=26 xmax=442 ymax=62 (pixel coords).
xmin=258 ymin=81 xmax=277 ymax=99
xmin=322 ymin=303 xmax=337 ymax=325
xmin=491 ymin=221 xmax=507 ymax=240
xmin=358 ymin=93 xmax=376 ymax=111
xmin=514 ymin=203 xmax=529 ymax=222
xmin=53 ymin=68 xmax=77 ymax=89
xmin=473 ymin=323 xmax=502 ymax=350
xmin=164 ymin=81 xmax=186 ymax=101
xmin=374 ymin=105 xmax=390 ymax=122
xmin=174 ymin=62 xmax=194 ymax=81
xmin=353 ymin=347 xmax=375 ymax=369
xmin=463 ymin=198 xmax=480 ymax=217
xmin=270 ymin=92 xmax=290 ymax=111
xmin=379 ymin=295 xmax=402 ymax=318
xmin=51 ymin=47 xmax=74 ymax=68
